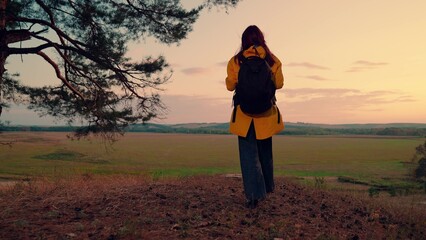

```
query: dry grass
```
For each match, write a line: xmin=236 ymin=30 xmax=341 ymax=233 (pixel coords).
xmin=1 ymin=175 xmax=425 ymax=239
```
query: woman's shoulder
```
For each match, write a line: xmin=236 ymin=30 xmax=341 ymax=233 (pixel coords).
xmin=271 ymin=53 xmax=282 ymax=66
xmin=228 ymin=55 xmax=239 ymax=67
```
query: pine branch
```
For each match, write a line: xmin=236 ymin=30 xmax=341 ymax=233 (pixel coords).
xmin=36 ymin=51 xmax=85 ymax=100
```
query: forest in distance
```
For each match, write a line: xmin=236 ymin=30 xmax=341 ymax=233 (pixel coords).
xmin=1 ymin=122 xmax=426 ymax=137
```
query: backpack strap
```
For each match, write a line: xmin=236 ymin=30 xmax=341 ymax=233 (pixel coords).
xmin=238 ymin=45 xmax=261 ymax=64
xmin=276 ymin=106 xmax=281 ymax=123
xmin=238 ymin=55 xmax=247 ymax=65
xmin=253 ymin=45 xmax=261 ymax=57
xmin=231 ymin=106 xmax=238 ymax=123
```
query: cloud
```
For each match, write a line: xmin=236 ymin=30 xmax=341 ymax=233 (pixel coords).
xmin=2 ymin=104 xmax=68 ymax=126
xmin=181 ymin=67 xmax=210 ymax=75
xmin=354 ymin=60 xmax=388 ymax=66
xmin=169 ymin=62 xmax=182 ymax=68
xmin=286 ymin=62 xmax=329 ymax=70
xmin=283 ymin=88 xmax=360 ymax=98
xmin=160 ymin=94 xmax=231 ymax=124
xmin=216 ymin=61 xmax=228 ymax=67
xmin=395 ymin=95 xmax=416 ymax=103
xmin=346 ymin=60 xmax=389 ymax=72
xmin=299 ymin=75 xmax=332 ymax=81
xmin=278 ymin=88 xmax=416 ymax=123
xmin=283 ymin=88 xmax=414 ymax=105
xmin=116 ymin=89 xmax=417 ymax=125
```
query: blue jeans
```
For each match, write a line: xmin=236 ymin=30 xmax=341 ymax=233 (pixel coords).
xmin=238 ymin=122 xmax=275 ymax=201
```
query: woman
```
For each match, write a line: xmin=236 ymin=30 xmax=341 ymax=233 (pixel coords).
xmin=225 ymin=25 xmax=284 ymax=209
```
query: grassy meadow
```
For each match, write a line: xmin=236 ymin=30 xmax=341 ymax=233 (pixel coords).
xmin=0 ymin=132 xmax=423 ymax=185
xmin=2 ymin=132 xmax=426 ymax=239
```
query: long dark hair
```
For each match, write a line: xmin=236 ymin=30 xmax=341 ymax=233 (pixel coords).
xmin=234 ymin=25 xmax=275 ymax=66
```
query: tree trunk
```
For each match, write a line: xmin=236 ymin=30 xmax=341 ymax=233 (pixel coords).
xmin=0 ymin=0 xmax=8 ymax=117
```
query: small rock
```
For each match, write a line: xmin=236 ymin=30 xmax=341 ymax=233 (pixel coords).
xmin=66 ymin=233 xmax=77 ymax=238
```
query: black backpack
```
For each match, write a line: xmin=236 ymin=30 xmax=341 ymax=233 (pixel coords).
xmin=233 ymin=54 xmax=276 ymax=116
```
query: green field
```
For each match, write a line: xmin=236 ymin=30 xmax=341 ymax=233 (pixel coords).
xmin=0 ymin=132 xmax=424 ymax=184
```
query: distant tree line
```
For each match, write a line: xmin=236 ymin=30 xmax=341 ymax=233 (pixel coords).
xmin=1 ymin=123 xmax=426 ymax=137
xmin=280 ymin=126 xmax=426 ymax=137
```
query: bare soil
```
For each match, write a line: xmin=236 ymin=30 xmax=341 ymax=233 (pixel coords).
xmin=0 ymin=175 xmax=425 ymax=240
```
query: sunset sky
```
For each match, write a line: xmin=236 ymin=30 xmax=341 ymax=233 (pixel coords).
xmin=4 ymin=0 xmax=426 ymax=125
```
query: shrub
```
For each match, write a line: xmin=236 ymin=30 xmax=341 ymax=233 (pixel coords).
xmin=415 ymin=158 xmax=426 ymax=179
xmin=412 ymin=140 xmax=426 ymax=181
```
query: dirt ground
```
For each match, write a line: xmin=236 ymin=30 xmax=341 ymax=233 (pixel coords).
xmin=0 ymin=175 xmax=425 ymax=240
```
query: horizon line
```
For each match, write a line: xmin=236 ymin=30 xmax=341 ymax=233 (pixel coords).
xmin=3 ymin=121 xmax=426 ymax=127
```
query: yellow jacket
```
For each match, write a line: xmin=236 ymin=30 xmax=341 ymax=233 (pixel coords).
xmin=226 ymin=45 xmax=284 ymax=140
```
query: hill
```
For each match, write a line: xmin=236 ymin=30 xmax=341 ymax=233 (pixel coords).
xmin=0 ymin=175 xmax=425 ymax=239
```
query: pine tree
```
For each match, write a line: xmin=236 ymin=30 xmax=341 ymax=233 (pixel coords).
xmin=0 ymin=0 xmax=239 ymax=139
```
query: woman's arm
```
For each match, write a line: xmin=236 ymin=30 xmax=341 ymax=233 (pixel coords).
xmin=226 ymin=57 xmax=239 ymax=91
xmin=272 ymin=57 xmax=284 ymax=89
